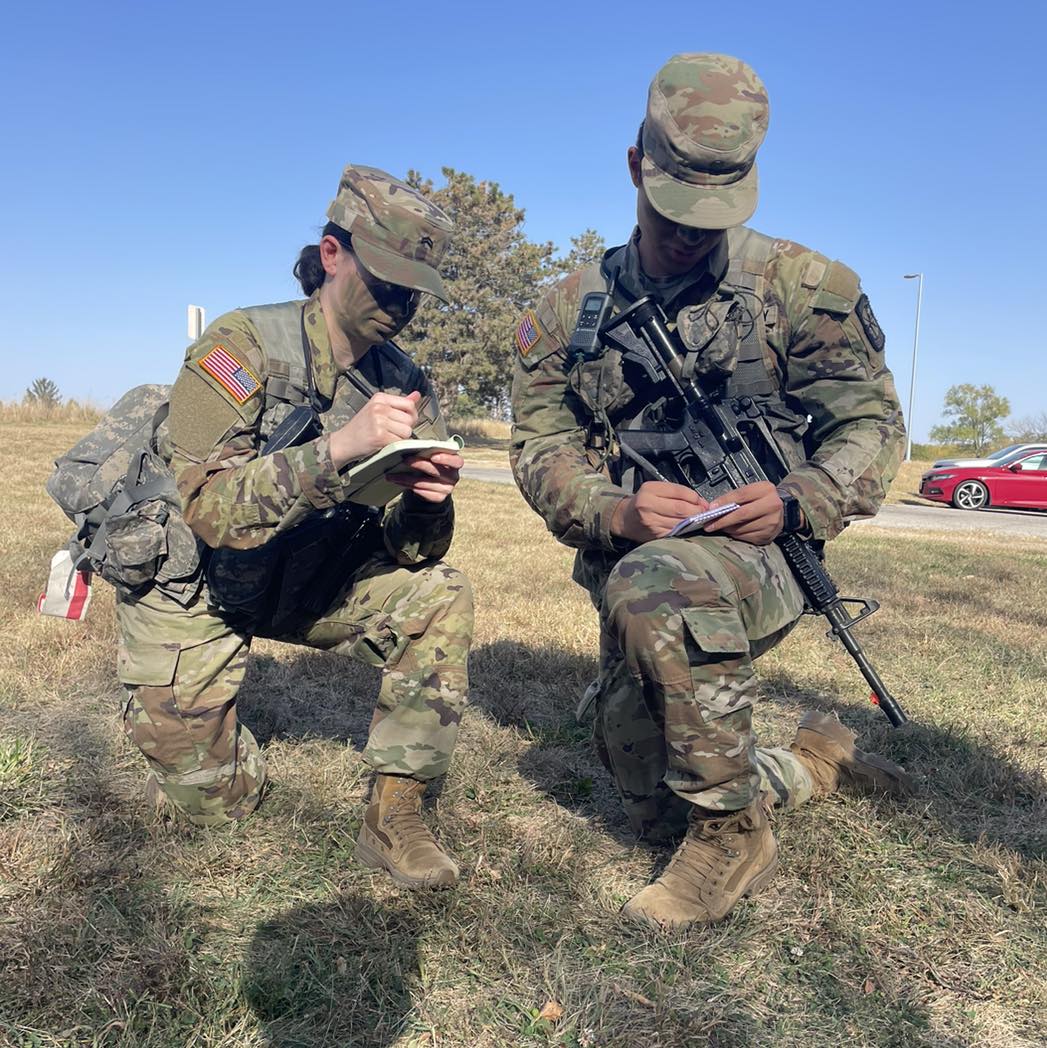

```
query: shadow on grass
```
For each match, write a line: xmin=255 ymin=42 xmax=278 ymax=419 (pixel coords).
xmin=0 ymin=656 xmax=1030 ymax=1045
xmin=468 ymin=640 xmax=1047 ymax=863
xmin=244 ymin=893 xmax=419 ymax=1048
xmin=237 ymin=650 xmax=380 ymax=750
xmin=189 ymin=623 xmax=1047 ymax=867
xmin=0 ymin=712 xmax=208 ymax=1045
xmin=760 ymin=670 xmax=1047 ymax=861
xmin=466 ymin=639 xmax=647 ymax=844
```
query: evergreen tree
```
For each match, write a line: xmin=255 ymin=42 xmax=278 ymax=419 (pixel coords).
xmin=25 ymin=378 xmax=61 ymax=409
xmin=402 ymin=168 xmax=604 ymax=416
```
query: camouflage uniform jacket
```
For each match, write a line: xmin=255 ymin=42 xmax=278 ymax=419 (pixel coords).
xmin=161 ymin=293 xmax=454 ymax=567
xmin=511 ymin=226 xmax=905 ymax=576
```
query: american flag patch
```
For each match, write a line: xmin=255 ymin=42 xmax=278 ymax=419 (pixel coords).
xmin=515 ymin=309 xmax=543 ymax=355
xmin=197 ymin=345 xmax=261 ymax=404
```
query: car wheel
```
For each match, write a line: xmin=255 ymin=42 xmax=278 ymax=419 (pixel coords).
xmin=952 ymin=480 xmax=990 ymax=510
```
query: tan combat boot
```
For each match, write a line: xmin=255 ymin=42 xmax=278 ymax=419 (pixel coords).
xmin=622 ymin=798 xmax=777 ymax=930
xmin=354 ymin=774 xmax=459 ymax=889
xmin=790 ymin=711 xmax=915 ymax=798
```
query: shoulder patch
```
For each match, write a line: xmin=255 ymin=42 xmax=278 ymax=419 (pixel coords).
xmin=822 ymin=261 xmax=860 ymax=302
xmin=196 ymin=344 xmax=261 ymax=405
xmin=810 ymin=260 xmax=861 ymax=315
xmin=801 ymin=259 xmax=827 ymax=289
xmin=855 ymin=293 xmax=885 ymax=352
xmin=515 ymin=309 xmax=543 ymax=356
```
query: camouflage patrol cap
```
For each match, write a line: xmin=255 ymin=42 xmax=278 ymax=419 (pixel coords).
xmin=641 ymin=53 xmax=769 ymax=229
xmin=326 ymin=164 xmax=454 ymax=302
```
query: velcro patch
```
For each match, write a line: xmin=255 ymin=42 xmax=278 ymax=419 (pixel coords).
xmin=197 ymin=345 xmax=261 ymax=404
xmin=515 ymin=309 xmax=543 ymax=356
xmin=801 ymin=259 xmax=827 ymax=289
xmin=855 ymin=294 xmax=885 ymax=352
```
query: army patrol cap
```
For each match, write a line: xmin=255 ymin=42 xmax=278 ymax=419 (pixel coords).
xmin=326 ymin=164 xmax=454 ymax=302
xmin=641 ymin=53 xmax=769 ymax=229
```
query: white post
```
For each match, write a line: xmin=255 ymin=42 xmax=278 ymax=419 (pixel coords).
xmin=902 ymin=274 xmax=923 ymax=461
xmin=187 ymin=304 xmax=206 ymax=342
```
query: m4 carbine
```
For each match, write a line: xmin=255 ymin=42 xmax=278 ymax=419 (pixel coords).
xmin=598 ymin=295 xmax=909 ymax=728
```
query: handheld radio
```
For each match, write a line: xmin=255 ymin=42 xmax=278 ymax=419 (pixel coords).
xmin=567 ymin=291 xmax=615 ymax=362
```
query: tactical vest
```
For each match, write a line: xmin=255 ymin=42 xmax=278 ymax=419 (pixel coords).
xmin=568 ymin=228 xmax=811 ymax=494
xmin=203 ymin=301 xmax=445 ymax=630
xmin=693 ymin=227 xmax=811 ymax=480
xmin=49 ymin=300 xmax=428 ymax=608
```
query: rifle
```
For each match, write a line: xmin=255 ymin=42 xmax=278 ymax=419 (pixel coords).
xmin=598 ymin=294 xmax=909 ymax=728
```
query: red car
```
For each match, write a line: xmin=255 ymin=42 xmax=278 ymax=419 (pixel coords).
xmin=919 ymin=450 xmax=1047 ymax=510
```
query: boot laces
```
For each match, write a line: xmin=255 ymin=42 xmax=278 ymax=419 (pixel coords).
xmin=660 ymin=810 xmax=753 ymax=892
xmin=383 ymin=786 xmax=440 ymax=847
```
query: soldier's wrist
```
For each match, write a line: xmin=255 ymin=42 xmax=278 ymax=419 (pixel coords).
xmin=609 ymin=495 xmax=634 ymax=539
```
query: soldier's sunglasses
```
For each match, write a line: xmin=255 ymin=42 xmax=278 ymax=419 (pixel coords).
xmin=359 ymin=267 xmax=422 ymax=316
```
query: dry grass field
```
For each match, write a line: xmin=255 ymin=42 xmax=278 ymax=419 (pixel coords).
xmin=1 ymin=420 xmax=1045 ymax=1048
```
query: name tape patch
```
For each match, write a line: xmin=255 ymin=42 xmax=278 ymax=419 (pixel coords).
xmin=198 ymin=345 xmax=261 ymax=404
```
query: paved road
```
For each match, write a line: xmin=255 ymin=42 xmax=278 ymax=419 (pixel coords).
xmin=461 ymin=466 xmax=1047 ymax=540
xmin=849 ymin=501 xmax=1047 ymax=539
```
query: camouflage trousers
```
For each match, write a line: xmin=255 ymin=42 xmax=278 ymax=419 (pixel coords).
xmin=115 ymin=553 xmax=473 ymax=827
xmin=587 ymin=534 xmax=810 ymax=840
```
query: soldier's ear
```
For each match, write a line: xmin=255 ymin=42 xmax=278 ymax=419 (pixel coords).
xmin=319 ymin=235 xmax=342 ymax=277
xmin=627 ymin=147 xmax=643 ymax=188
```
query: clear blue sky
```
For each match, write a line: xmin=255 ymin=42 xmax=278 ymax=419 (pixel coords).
xmin=3 ymin=0 xmax=1043 ymax=441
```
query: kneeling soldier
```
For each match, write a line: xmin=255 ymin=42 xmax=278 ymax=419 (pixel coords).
xmin=118 ymin=165 xmax=470 ymax=887
xmin=511 ymin=55 xmax=913 ymax=928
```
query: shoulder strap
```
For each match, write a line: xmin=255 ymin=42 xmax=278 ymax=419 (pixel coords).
xmin=599 ymin=244 xmax=640 ymax=308
xmin=720 ymin=228 xmax=779 ymax=399
xmin=241 ymin=301 xmax=315 ymax=409
xmin=723 ymin=227 xmax=776 ymax=292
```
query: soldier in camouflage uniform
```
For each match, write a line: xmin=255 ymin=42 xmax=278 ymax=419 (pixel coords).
xmin=118 ymin=165 xmax=472 ymax=888
xmin=511 ymin=55 xmax=913 ymax=928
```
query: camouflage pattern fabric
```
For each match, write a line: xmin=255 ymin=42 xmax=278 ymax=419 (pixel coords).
xmin=117 ymin=552 xmax=472 ymax=826
xmin=641 ymin=54 xmax=769 ymax=229
xmin=326 ymin=164 xmax=455 ymax=302
xmin=511 ymin=230 xmax=905 ymax=546
xmin=118 ymin=589 xmax=265 ymax=827
xmin=510 ymin=228 xmax=904 ymax=827
xmin=284 ymin=553 xmax=472 ymax=781
xmin=161 ymin=294 xmax=454 ymax=563
xmin=592 ymin=534 xmax=811 ymax=835
xmin=114 ymin=288 xmax=467 ymax=825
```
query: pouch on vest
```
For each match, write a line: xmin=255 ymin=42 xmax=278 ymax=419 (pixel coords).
xmin=44 ymin=384 xmax=204 ymax=600
xmin=675 ymin=297 xmax=751 ymax=384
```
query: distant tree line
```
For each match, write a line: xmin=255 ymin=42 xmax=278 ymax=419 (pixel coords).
xmin=924 ymin=383 xmax=1045 ymax=456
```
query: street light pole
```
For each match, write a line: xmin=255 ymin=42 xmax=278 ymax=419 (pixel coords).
xmin=902 ymin=273 xmax=923 ymax=461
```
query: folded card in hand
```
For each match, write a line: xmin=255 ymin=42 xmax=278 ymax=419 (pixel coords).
xmin=667 ymin=502 xmax=741 ymax=538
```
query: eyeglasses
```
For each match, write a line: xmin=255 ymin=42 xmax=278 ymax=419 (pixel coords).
xmin=639 ymin=189 xmax=713 ymax=246
xmin=359 ymin=266 xmax=422 ymax=316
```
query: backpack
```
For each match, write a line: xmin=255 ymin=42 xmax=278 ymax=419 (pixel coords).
xmin=45 ymin=383 xmax=203 ymax=599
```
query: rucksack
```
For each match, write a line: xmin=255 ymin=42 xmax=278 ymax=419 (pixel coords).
xmin=45 ymin=383 xmax=203 ymax=598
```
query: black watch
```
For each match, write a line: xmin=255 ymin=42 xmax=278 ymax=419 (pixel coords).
xmin=777 ymin=490 xmax=803 ymax=534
